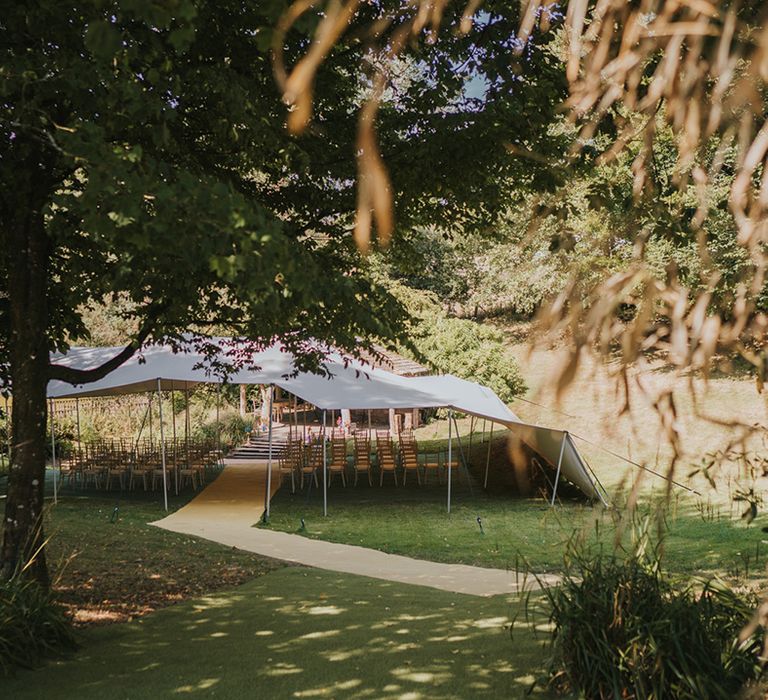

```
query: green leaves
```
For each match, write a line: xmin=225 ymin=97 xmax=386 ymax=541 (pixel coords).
xmin=84 ymin=20 xmax=122 ymax=61
xmin=168 ymin=24 xmax=195 ymax=53
xmin=386 ymin=282 xmax=526 ymax=403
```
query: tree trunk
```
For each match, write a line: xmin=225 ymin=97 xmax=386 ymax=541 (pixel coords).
xmin=1 ymin=186 xmax=51 ymax=585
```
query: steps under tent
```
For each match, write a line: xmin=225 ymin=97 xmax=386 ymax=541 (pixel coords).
xmin=228 ymin=427 xmax=291 ymax=460
xmin=228 ymin=437 xmax=288 ymax=460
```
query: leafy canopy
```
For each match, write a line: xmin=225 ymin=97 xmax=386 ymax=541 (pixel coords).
xmin=0 ymin=0 xmax=568 ymax=374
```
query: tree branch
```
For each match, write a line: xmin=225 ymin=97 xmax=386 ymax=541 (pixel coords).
xmin=47 ymin=312 xmax=159 ymax=385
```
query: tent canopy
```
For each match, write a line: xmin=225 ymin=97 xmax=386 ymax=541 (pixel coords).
xmin=46 ymin=340 xmax=606 ymax=504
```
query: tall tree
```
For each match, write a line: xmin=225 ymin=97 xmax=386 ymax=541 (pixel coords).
xmin=0 ymin=1 xmax=566 ymax=582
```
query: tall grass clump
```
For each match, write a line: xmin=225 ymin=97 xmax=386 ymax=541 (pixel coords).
xmin=538 ymin=516 xmax=765 ymax=699
xmin=0 ymin=572 xmax=76 ymax=675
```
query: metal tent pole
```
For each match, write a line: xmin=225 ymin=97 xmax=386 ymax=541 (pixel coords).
xmin=3 ymin=395 xmax=10 ymax=466
xmin=4 ymin=395 xmax=10 ymax=462
xmin=481 ymin=418 xmax=486 ymax=444
xmin=181 ymin=382 xmax=190 ymax=495
xmin=171 ymin=382 xmax=177 ymax=495
xmin=148 ymin=395 xmax=154 ymax=445
xmin=322 ymin=409 xmax=328 ymax=516
xmin=468 ymin=415 xmax=475 ymax=463
xmin=264 ymin=385 xmax=274 ymax=520
xmin=550 ymin=431 xmax=568 ymax=507
xmin=75 ymin=397 xmax=82 ymax=468
xmin=49 ymin=399 xmax=57 ymax=504
xmin=215 ymin=384 xmax=221 ymax=451
xmin=483 ymin=422 xmax=493 ymax=489
xmin=447 ymin=408 xmax=453 ymax=514
xmin=367 ymin=409 xmax=372 ymax=441
xmin=157 ymin=379 xmax=168 ymax=512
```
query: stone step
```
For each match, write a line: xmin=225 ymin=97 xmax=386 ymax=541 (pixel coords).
xmin=228 ymin=436 xmax=288 ymax=460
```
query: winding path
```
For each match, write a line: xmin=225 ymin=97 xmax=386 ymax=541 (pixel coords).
xmin=152 ymin=460 xmax=558 ymax=596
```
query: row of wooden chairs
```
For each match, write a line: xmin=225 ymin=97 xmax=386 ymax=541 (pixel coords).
xmin=275 ymin=430 xmax=461 ymax=491
xmin=58 ymin=438 xmax=224 ymax=492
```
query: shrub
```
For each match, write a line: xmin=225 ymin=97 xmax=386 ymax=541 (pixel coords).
xmin=540 ymin=541 xmax=765 ymax=699
xmin=387 ymin=282 xmax=526 ymax=402
xmin=193 ymin=410 xmax=251 ymax=449
xmin=0 ymin=574 xmax=76 ymax=675
xmin=411 ymin=313 xmax=526 ymax=402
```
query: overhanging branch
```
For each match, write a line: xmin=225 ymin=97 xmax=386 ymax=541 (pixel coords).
xmin=47 ymin=311 xmax=160 ymax=385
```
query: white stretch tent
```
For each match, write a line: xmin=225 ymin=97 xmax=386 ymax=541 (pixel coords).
xmin=46 ymin=340 xmax=608 ymax=510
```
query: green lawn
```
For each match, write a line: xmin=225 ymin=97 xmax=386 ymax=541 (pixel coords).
xmin=2 ymin=470 xmax=283 ymax=625
xmin=0 ymin=567 xmax=564 ymax=699
xmin=262 ymin=482 xmax=768 ymax=582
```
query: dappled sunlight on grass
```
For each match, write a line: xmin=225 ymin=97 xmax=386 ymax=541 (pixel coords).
xmin=0 ymin=567 xmax=564 ymax=699
xmin=19 ymin=486 xmax=284 ymax=626
xmin=174 ymin=677 xmax=221 ymax=693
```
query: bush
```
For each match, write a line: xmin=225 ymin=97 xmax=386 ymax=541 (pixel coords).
xmin=540 ymin=539 xmax=765 ymax=699
xmin=387 ymin=282 xmax=526 ymax=402
xmin=412 ymin=314 xmax=526 ymax=402
xmin=192 ymin=410 xmax=251 ymax=449
xmin=0 ymin=574 xmax=75 ymax=675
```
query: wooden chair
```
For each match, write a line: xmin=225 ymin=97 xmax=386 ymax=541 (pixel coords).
xmin=440 ymin=450 xmax=460 ymax=484
xmin=421 ymin=452 xmax=443 ymax=484
xmin=301 ymin=440 xmax=322 ymax=489
xmin=61 ymin=450 xmax=82 ymax=487
xmin=327 ymin=438 xmax=347 ymax=487
xmin=105 ymin=443 xmax=129 ymax=490
xmin=353 ymin=433 xmax=372 ymax=486
xmin=82 ymin=442 xmax=106 ymax=489
xmin=376 ymin=433 xmax=398 ymax=486
xmin=151 ymin=464 xmax=167 ymax=491
xmin=129 ymin=449 xmax=151 ymax=491
xmin=180 ymin=466 xmax=199 ymax=490
xmin=278 ymin=441 xmax=299 ymax=493
xmin=399 ymin=434 xmax=422 ymax=485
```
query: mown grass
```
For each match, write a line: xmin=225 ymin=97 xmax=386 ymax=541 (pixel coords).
xmin=1 ymin=471 xmax=283 ymax=626
xmin=0 ymin=567 xmax=564 ymax=700
xmin=262 ymin=480 xmax=768 ymax=583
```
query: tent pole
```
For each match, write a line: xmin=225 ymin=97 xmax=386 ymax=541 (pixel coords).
xmin=483 ymin=422 xmax=493 ymax=489
xmin=49 ymin=399 xmax=57 ymax=504
xmin=157 ymin=379 xmax=168 ymax=512
xmin=4 ymin=395 xmax=10 ymax=465
xmin=171 ymin=382 xmax=177 ymax=493
xmin=264 ymin=385 xmax=274 ymax=521
xmin=182 ymin=382 xmax=190 ymax=495
xmin=468 ymin=415 xmax=475 ymax=464
xmin=215 ymin=384 xmax=221 ymax=455
xmin=148 ymin=395 xmax=154 ymax=444
xmin=367 ymin=409 xmax=372 ymax=441
xmin=447 ymin=408 xmax=453 ymax=514
xmin=481 ymin=418 xmax=486 ymax=444
xmin=75 ymin=397 xmax=82 ymax=468
xmin=550 ymin=431 xmax=568 ymax=507
xmin=322 ymin=409 xmax=327 ymax=517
